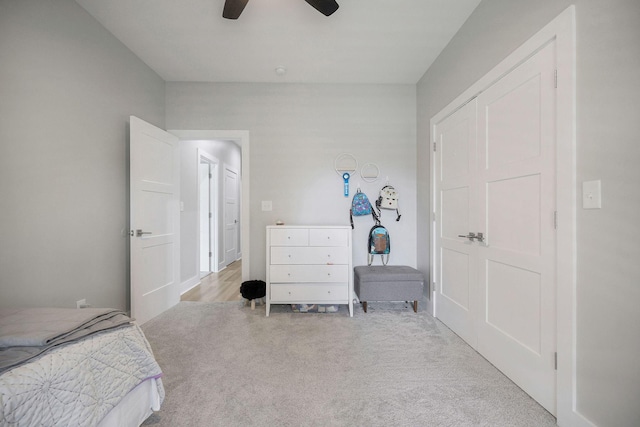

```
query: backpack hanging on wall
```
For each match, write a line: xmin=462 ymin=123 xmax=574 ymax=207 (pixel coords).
xmin=376 ymin=185 xmax=401 ymax=222
xmin=350 ymin=189 xmax=379 ymax=229
xmin=368 ymin=224 xmax=390 ymax=265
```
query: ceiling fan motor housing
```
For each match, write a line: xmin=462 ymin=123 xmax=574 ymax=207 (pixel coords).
xmin=223 ymin=0 xmax=339 ymax=19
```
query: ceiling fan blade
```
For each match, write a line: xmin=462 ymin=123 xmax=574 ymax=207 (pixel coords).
xmin=223 ymin=0 xmax=250 ymax=19
xmin=304 ymin=0 xmax=339 ymax=16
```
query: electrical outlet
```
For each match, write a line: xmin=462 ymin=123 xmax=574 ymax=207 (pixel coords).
xmin=76 ymin=299 xmax=86 ymax=309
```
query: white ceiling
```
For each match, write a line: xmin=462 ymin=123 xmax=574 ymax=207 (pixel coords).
xmin=75 ymin=0 xmax=480 ymax=84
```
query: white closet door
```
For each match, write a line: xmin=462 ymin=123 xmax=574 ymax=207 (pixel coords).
xmin=476 ymin=41 xmax=557 ymax=414
xmin=434 ymin=40 xmax=558 ymax=415
xmin=434 ymin=100 xmax=479 ymax=348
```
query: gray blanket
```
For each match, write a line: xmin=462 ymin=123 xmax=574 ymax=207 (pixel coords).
xmin=0 ymin=307 xmax=132 ymax=373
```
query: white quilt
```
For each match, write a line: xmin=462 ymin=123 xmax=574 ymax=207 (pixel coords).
xmin=0 ymin=324 xmax=164 ymax=427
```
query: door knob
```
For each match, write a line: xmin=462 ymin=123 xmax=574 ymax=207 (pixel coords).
xmin=457 ymin=232 xmax=485 ymax=242
xmin=458 ymin=232 xmax=477 ymax=241
xmin=136 ymin=229 xmax=152 ymax=237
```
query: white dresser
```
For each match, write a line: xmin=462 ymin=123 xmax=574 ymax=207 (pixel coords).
xmin=266 ymin=225 xmax=353 ymax=317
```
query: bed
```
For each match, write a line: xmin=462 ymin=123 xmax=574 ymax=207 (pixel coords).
xmin=0 ymin=308 xmax=164 ymax=427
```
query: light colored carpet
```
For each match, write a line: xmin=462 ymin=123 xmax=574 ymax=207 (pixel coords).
xmin=140 ymin=301 xmax=556 ymax=426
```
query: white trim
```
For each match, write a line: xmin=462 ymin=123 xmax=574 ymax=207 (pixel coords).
xmin=169 ymin=130 xmax=251 ymax=283
xmin=429 ymin=6 xmax=578 ymax=425
xmin=180 ymin=275 xmax=201 ymax=296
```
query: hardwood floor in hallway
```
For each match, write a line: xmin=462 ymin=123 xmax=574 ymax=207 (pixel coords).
xmin=181 ymin=260 xmax=242 ymax=303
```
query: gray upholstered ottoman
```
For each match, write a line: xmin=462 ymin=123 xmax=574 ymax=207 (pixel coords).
xmin=354 ymin=265 xmax=424 ymax=313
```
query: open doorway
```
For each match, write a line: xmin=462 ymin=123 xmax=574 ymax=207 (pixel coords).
xmin=171 ymin=130 xmax=250 ymax=298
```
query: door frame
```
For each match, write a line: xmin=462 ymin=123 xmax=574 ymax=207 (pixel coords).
xmin=429 ymin=6 xmax=578 ymax=426
xmin=198 ymin=149 xmax=219 ymax=274
xmin=170 ymin=130 xmax=251 ymax=284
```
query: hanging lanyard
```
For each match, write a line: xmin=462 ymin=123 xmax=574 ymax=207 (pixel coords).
xmin=343 ymin=172 xmax=350 ymax=197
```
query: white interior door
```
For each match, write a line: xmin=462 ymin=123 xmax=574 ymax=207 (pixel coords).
xmin=434 ymin=41 xmax=557 ymax=414
xmin=199 ymin=162 xmax=211 ymax=274
xmin=476 ymin=41 xmax=557 ymax=413
xmin=130 ymin=116 xmax=180 ymax=325
xmin=224 ymin=166 xmax=238 ymax=266
xmin=434 ymin=100 xmax=479 ymax=348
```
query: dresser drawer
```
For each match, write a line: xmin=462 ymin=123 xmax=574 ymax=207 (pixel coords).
xmin=309 ymin=228 xmax=349 ymax=247
xmin=270 ymin=246 xmax=349 ymax=265
xmin=270 ymin=264 xmax=348 ymax=283
xmin=269 ymin=228 xmax=309 ymax=246
xmin=270 ymin=284 xmax=347 ymax=302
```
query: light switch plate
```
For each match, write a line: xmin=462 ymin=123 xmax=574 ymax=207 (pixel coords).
xmin=582 ymin=180 xmax=601 ymax=209
xmin=261 ymin=200 xmax=273 ymax=211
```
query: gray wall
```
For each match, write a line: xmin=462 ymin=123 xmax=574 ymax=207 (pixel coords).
xmin=166 ymin=83 xmax=417 ymax=279
xmin=179 ymin=139 xmax=241 ymax=288
xmin=416 ymin=1 xmax=640 ymax=426
xmin=0 ymin=0 xmax=165 ymax=310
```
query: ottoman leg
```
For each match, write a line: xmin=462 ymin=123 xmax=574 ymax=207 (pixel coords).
xmin=413 ymin=300 xmax=418 ymax=313
xmin=363 ymin=301 xmax=368 ymax=313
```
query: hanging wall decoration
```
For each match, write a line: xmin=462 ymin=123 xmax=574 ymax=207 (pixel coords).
xmin=334 ymin=153 xmax=358 ymax=197
xmin=360 ymin=163 xmax=380 ymax=183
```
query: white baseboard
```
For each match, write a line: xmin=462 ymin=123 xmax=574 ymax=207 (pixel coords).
xmin=180 ymin=275 xmax=201 ymax=295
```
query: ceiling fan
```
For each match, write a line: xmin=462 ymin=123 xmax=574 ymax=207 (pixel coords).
xmin=223 ymin=0 xmax=339 ymax=19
